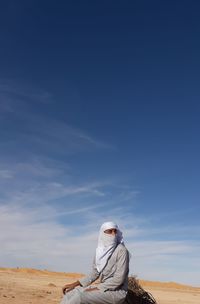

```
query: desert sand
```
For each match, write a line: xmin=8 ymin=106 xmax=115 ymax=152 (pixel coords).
xmin=0 ymin=268 xmax=200 ymax=304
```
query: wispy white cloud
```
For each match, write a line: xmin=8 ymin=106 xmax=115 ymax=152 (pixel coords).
xmin=0 ymin=80 xmax=52 ymax=107
xmin=0 ymin=200 xmax=103 ymax=271
xmin=0 ymin=169 xmax=14 ymax=179
xmin=129 ymin=239 xmax=200 ymax=286
xmin=0 ymin=80 xmax=114 ymax=155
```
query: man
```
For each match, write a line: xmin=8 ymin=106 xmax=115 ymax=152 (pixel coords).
xmin=60 ymin=221 xmax=129 ymax=304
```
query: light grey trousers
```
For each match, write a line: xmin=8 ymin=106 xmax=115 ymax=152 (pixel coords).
xmin=60 ymin=286 xmax=127 ymax=304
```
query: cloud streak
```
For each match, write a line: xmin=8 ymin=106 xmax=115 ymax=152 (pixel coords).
xmin=0 ymin=80 xmax=114 ymax=158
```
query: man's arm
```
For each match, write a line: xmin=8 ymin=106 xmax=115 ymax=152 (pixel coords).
xmin=62 ymin=280 xmax=81 ymax=294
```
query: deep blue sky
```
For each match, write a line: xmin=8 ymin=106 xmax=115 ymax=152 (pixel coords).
xmin=0 ymin=1 xmax=200 ymax=285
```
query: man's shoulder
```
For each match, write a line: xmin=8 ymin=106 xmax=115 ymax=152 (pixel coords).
xmin=116 ymin=243 xmax=129 ymax=255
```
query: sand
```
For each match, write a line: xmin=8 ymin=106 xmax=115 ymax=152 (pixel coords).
xmin=0 ymin=268 xmax=200 ymax=304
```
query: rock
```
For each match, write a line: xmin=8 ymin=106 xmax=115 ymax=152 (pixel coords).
xmin=48 ymin=283 xmax=57 ymax=287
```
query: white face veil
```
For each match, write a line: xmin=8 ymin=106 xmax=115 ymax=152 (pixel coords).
xmin=95 ymin=221 xmax=124 ymax=273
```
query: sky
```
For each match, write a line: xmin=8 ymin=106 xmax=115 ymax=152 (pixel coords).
xmin=0 ymin=0 xmax=200 ymax=286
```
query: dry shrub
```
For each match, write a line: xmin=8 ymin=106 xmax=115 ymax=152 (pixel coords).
xmin=125 ymin=276 xmax=158 ymax=304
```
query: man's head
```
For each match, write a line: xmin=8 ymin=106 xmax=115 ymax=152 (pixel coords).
xmin=100 ymin=221 xmax=118 ymax=233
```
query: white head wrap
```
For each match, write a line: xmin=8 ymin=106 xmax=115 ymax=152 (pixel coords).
xmin=95 ymin=221 xmax=124 ymax=273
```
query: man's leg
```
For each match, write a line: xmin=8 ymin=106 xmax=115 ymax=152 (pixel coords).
xmin=79 ymin=289 xmax=127 ymax=304
xmin=60 ymin=287 xmax=126 ymax=304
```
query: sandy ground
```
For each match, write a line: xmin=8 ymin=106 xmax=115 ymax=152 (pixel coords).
xmin=0 ymin=268 xmax=200 ymax=304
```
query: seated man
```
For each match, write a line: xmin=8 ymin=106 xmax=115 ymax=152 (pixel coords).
xmin=60 ymin=221 xmax=130 ymax=304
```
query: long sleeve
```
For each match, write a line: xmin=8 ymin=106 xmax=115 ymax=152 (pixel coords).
xmin=98 ymin=246 xmax=129 ymax=292
xmin=79 ymin=257 xmax=100 ymax=287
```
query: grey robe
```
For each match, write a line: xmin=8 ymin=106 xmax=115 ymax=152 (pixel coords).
xmin=60 ymin=244 xmax=129 ymax=304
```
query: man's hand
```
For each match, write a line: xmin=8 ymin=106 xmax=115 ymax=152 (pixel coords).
xmin=62 ymin=281 xmax=80 ymax=294
xmin=84 ymin=287 xmax=99 ymax=292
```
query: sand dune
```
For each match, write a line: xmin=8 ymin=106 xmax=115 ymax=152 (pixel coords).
xmin=0 ymin=268 xmax=199 ymax=304
xmin=0 ymin=267 xmax=84 ymax=278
